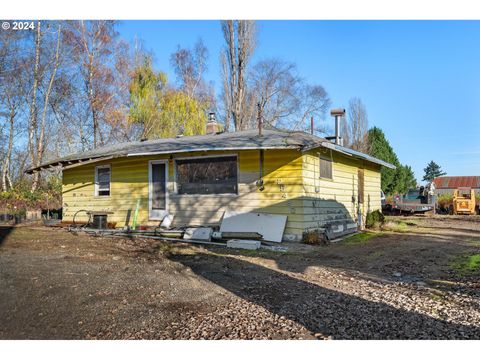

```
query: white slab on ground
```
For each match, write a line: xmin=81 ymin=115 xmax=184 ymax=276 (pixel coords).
xmin=220 ymin=211 xmax=287 ymax=243
xmin=183 ymin=227 xmax=213 ymax=241
xmin=226 ymin=239 xmax=261 ymax=250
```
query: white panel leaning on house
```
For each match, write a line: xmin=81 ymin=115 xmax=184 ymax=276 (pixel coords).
xmin=220 ymin=210 xmax=287 ymax=243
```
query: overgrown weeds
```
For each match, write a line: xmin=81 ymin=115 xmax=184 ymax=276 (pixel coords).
xmin=381 ymin=219 xmax=418 ymax=233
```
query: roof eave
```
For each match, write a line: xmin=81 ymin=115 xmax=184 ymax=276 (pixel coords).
xmin=126 ymin=145 xmax=300 ymax=157
xmin=25 ymin=145 xmax=302 ymax=174
xmin=304 ymin=141 xmax=397 ymax=170
xmin=25 ymin=155 xmax=118 ymax=174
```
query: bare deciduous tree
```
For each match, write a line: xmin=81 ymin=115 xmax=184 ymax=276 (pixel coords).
xmin=292 ymin=84 xmax=330 ymax=134
xmin=0 ymin=30 xmax=25 ymax=191
xmin=64 ymin=20 xmax=130 ymax=148
xmin=170 ymin=39 xmax=214 ymax=104
xmin=27 ymin=21 xmax=42 ymax=190
xmin=250 ymin=59 xmax=300 ymax=127
xmin=343 ymin=97 xmax=369 ymax=152
xmin=249 ymin=58 xmax=330 ymax=133
xmin=27 ymin=21 xmax=63 ymax=191
xmin=220 ymin=20 xmax=257 ymax=131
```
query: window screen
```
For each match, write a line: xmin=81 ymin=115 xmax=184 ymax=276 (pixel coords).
xmin=151 ymin=163 xmax=166 ymax=210
xmin=319 ymin=156 xmax=333 ymax=179
xmin=176 ymin=156 xmax=238 ymax=195
xmin=96 ymin=166 xmax=110 ymax=196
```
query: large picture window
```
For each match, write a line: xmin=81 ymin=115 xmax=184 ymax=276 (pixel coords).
xmin=95 ymin=165 xmax=111 ymax=197
xmin=175 ymin=156 xmax=238 ymax=195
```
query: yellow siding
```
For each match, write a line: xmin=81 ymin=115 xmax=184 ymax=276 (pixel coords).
xmin=62 ymin=147 xmax=383 ymax=241
xmin=301 ymin=148 xmax=381 ymax=231
xmin=62 ymin=149 xmax=306 ymax=237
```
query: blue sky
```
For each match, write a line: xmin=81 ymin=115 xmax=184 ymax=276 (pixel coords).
xmin=118 ymin=20 xmax=480 ymax=183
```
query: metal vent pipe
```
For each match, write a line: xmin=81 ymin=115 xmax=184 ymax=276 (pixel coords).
xmin=330 ymin=108 xmax=346 ymax=145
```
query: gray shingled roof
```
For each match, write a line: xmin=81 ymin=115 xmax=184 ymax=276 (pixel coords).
xmin=26 ymin=128 xmax=395 ymax=173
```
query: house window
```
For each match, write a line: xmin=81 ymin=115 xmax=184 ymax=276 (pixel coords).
xmin=95 ymin=165 xmax=111 ymax=197
xmin=175 ymin=156 xmax=238 ymax=195
xmin=319 ymin=156 xmax=333 ymax=179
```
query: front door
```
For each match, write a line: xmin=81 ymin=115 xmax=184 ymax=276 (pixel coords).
xmin=149 ymin=160 xmax=168 ymax=220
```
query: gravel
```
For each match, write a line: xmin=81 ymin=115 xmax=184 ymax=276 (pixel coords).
xmin=1 ymin=217 xmax=479 ymax=339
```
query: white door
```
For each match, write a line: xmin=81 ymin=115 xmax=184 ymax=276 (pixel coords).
xmin=149 ymin=160 xmax=168 ymax=220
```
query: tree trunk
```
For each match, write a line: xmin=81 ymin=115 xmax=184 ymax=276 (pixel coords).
xmin=37 ymin=24 xmax=62 ymax=172
xmin=92 ymin=107 xmax=98 ymax=148
xmin=221 ymin=20 xmax=255 ymax=131
xmin=1 ymin=110 xmax=15 ymax=192
xmin=29 ymin=21 xmax=42 ymax=192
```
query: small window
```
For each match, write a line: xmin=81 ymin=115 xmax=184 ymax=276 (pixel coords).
xmin=319 ymin=156 xmax=333 ymax=179
xmin=95 ymin=165 xmax=111 ymax=197
xmin=175 ymin=156 xmax=238 ymax=195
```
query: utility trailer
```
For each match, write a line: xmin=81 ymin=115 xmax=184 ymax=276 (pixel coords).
xmin=388 ymin=188 xmax=434 ymax=215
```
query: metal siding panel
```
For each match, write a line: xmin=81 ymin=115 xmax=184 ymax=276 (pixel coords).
xmin=434 ymin=176 xmax=480 ymax=189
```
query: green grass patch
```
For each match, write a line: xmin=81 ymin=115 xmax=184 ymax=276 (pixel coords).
xmin=450 ymin=253 xmax=480 ymax=276
xmin=343 ymin=232 xmax=380 ymax=245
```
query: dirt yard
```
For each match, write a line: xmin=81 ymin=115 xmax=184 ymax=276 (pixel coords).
xmin=1 ymin=215 xmax=479 ymax=340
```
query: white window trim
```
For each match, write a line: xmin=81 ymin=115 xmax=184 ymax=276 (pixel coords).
xmin=173 ymin=154 xmax=239 ymax=196
xmin=148 ymin=160 xmax=169 ymax=220
xmin=94 ymin=164 xmax=111 ymax=197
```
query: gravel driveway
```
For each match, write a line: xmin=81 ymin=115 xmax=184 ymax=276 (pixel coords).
xmin=0 ymin=216 xmax=479 ymax=339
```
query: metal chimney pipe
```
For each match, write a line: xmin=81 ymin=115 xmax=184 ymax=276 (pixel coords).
xmin=310 ymin=116 xmax=314 ymax=135
xmin=330 ymin=108 xmax=346 ymax=145
xmin=257 ymin=103 xmax=263 ymax=137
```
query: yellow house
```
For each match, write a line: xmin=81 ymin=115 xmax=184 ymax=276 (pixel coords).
xmin=28 ymin=128 xmax=395 ymax=242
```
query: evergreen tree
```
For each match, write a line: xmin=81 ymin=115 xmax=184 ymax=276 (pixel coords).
xmin=367 ymin=127 xmax=399 ymax=194
xmin=422 ymin=161 xmax=446 ymax=182
xmin=396 ymin=165 xmax=417 ymax=194
xmin=367 ymin=127 xmax=417 ymax=195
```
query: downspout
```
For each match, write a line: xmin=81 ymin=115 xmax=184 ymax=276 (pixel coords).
xmin=256 ymin=103 xmax=265 ymax=191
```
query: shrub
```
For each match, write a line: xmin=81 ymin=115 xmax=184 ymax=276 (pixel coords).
xmin=0 ymin=175 xmax=62 ymax=214
xmin=302 ymin=229 xmax=327 ymax=245
xmin=366 ymin=210 xmax=385 ymax=229
xmin=437 ymin=193 xmax=453 ymax=210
